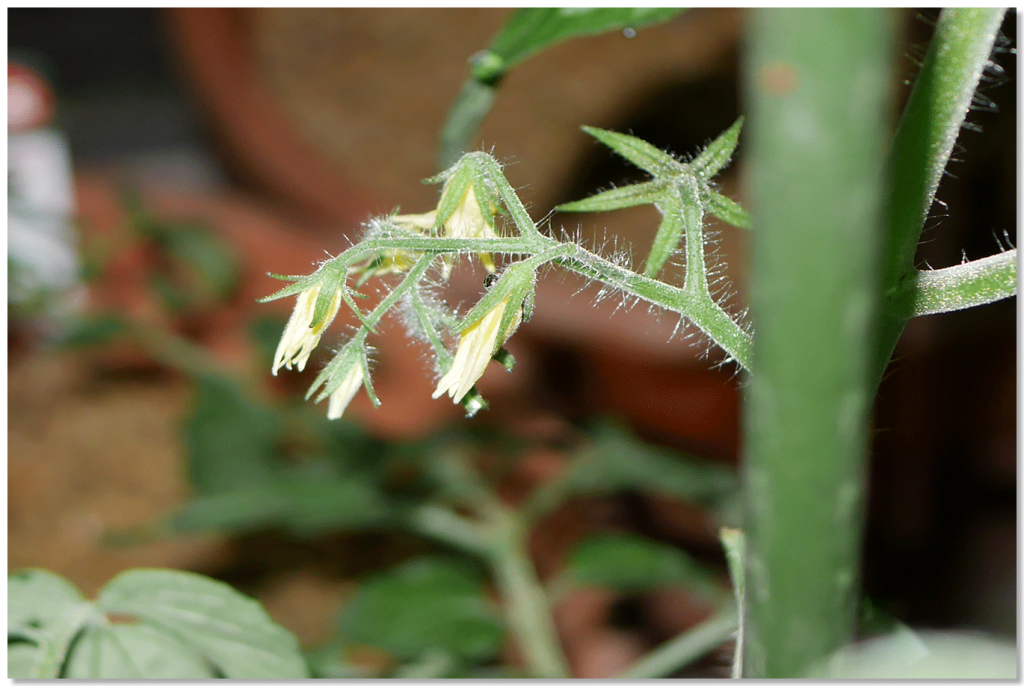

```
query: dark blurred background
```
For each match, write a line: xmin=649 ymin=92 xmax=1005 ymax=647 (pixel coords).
xmin=8 ymin=8 xmax=1016 ymax=674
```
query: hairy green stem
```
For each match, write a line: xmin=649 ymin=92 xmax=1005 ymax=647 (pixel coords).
xmin=911 ymin=248 xmax=1017 ymax=317
xmin=345 ymin=255 xmax=437 ymax=348
xmin=333 ymin=232 xmax=753 ymax=370
xmin=553 ymin=244 xmax=752 ymax=369
xmin=876 ymin=8 xmax=1008 ymax=378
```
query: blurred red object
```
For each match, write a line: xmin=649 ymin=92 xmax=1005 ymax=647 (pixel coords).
xmin=8 ymin=62 xmax=54 ymax=132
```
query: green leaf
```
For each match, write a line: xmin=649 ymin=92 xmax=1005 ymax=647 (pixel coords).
xmin=183 ymin=374 xmax=280 ymax=494
xmin=55 ymin=314 xmax=128 ymax=349
xmin=168 ymin=488 xmax=289 ymax=535
xmin=8 ymin=569 xmax=84 ymax=635
xmin=691 ymin=116 xmax=744 ymax=178
xmin=707 ymin=190 xmax=752 ymax=229
xmin=524 ymin=423 xmax=739 ymax=524
xmin=7 ymin=570 xmax=95 ymax=678
xmin=804 ymin=631 xmax=1016 ymax=679
xmin=97 ymin=568 xmax=308 ymax=678
xmin=582 ymin=125 xmax=681 ymax=178
xmin=8 ymin=568 xmax=305 ymax=679
xmin=7 ymin=642 xmax=41 ymax=679
xmin=438 ymin=9 xmax=682 ymax=168
xmin=577 ymin=423 xmax=738 ymax=504
xmin=63 ymin=623 xmax=216 ymax=679
xmin=304 ymin=641 xmax=365 ymax=678
xmin=338 ymin=556 xmax=504 ymax=662
xmin=565 ymin=533 xmax=718 ymax=595
xmin=160 ymin=223 xmax=240 ymax=303
xmin=277 ymin=473 xmax=393 ymax=535
xmin=487 ymin=8 xmax=684 ymax=70
xmin=557 ymin=179 xmax=668 ymax=213
xmin=169 ymin=471 xmax=392 ymax=537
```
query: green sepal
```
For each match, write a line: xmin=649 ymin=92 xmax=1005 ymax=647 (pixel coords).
xmin=470 ymin=175 xmax=500 ymax=230
xmin=581 ymin=125 xmax=681 ymax=178
xmin=434 ymin=162 xmax=475 ymax=229
xmin=257 ymin=271 xmax=322 ymax=303
xmin=707 ymin=190 xmax=753 ymax=230
xmin=453 ymin=259 xmax=535 ymax=336
xmin=476 ymin=153 xmax=539 ymax=239
xmin=339 ymin=286 xmax=378 ymax=334
xmin=311 ymin=286 xmax=337 ymax=331
xmin=644 ymin=192 xmax=689 ymax=278
xmin=359 ymin=353 xmax=381 ymax=408
xmin=308 ymin=342 xmax=363 ymax=402
xmin=691 ymin=116 xmax=744 ymax=178
xmin=460 ymin=388 xmax=489 ymax=418
xmin=493 ymin=347 xmax=515 ymax=372
xmin=557 ymin=179 xmax=668 ymax=213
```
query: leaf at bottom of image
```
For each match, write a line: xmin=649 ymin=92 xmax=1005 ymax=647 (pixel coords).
xmin=6 ymin=568 xmax=308 ymax=679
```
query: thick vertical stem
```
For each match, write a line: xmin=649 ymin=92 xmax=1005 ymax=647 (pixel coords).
xmin=488 ymin=512 xmax=570 ymax=678
xmin=741 ymin=9 xmax=893 ymax=677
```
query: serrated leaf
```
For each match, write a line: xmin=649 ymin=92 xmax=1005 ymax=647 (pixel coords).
xmin=566 ymin=533 xmax=718 ymax=594
xmin=338 ymin=556 xmax=504 ymax=662
xmin=488 ymin=8 xmax=684 ymax=70
xmin=8 ymin=569 xmax=84 ymax=634
xmin=558 ymin=180 xmax=668 ymax=213
xmin=691 ymin=116 xmax=744 ymax=178
xmin=582 ymin=126 xmax=682 ymax=178
xmin=63 ymin=623 xmax=215 ymax=679
xmin=8 ymin=569 xmax=94 ymax=678
xmin=183 ymin=374 xmax=280 ymax=495
xmin=97 ymin=569 xmax=307 ymax=679
xmin=707 ymin=190 xmax=753 ymax=229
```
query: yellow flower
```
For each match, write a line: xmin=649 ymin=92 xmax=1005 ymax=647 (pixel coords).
xmin=351 ymin=212 xmax=435 ymax=280
xmin=440 ymin=183 xmax=497 ymax=276
xmin=272 ymin=283 xmax=342 ymax=375
xmin=432 ymin=295 xmax=521 ymax=403
xmin=392 ymin=210 xmax=437 ymax=232
xmin=326 ymin=364 xmax=364 ymax=420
